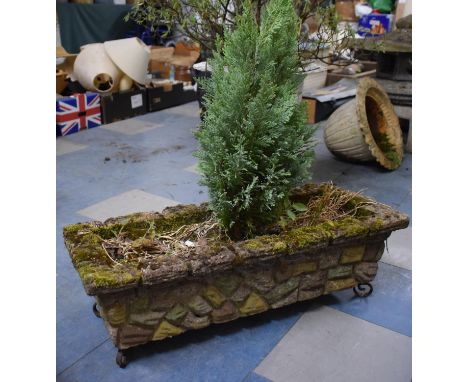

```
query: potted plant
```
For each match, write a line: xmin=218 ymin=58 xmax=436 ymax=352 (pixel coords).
xmin=65 ymin=0 xmax=408 ymax=368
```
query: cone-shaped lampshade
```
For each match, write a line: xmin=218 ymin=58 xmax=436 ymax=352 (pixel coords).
xmin=74 ymin=43 xmax=123 ymax=93
xmin=104 ymin=37 xmax=150 ymax=85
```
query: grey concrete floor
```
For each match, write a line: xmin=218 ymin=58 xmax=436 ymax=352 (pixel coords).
xmin=57 ymin=102 xmax=411 ymax=381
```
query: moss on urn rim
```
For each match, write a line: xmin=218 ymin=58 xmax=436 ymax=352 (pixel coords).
xmin=63 ymin=183 xmax=408 ymax=295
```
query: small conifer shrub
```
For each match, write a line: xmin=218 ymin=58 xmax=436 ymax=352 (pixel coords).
xmin=195 ymin=0 xmax=316 ymax=239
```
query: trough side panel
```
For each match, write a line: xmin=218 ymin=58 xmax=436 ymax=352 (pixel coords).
xmin=94 ymin=240 xmax=384 ymax=350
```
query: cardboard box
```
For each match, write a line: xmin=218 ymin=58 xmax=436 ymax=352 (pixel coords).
xmin=150 ymin=46 xmax=175 ymax=62
xmin=326 ymin=61 xmax=377 ymax=86
xmin=146 ymin=81 xmax=197 ymax=112
xmin=100 ymin=85 xmax=147 ymax=125
xmin=150 ymin=61 xmax=192 ymax=82
xmin=150 ymin=41 xmax=200 ymax=72
xmin=150 ymin=42 xmax=200 ymax=81
xmin=302 ymin=64 xmax=328 ymax=93
xmin=302 ymin=79 xmax=357 ymax=123
xmin=56 ymin=45 xmax=77 ymax=95
xmin=56 ymin=70 xmax=68 ymax=94
xmin=56 ymin=92 xmax=102 ymax=136
xmin=358 ymin=14 xmax=393 ymax=37
xmin=302 ymin=97 xmax=354 ymax=124
xmin=336 ymin=1 xmax=357 ymax=22
xmin=169 ymin=41 xmax=200 ymax=67
xmin=304 ymin=98 xmax=316 ymax=124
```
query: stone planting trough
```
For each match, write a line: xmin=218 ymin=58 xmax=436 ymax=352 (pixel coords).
xmin=63 ymin=183 xmax=409 ymax=367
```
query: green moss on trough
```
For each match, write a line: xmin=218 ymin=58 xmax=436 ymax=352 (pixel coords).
xmin=91 ymin=205 xmax=211 ymax=241
xmin=63 ymin=223 xmax=84 ymax=238
xmin=63 ymin=204 xmax=212 ymax=294
xmin=76 ymin=255 xmax=139 ymax=292
xmin=283 ymin=222 xmax=335 ymax=249
xmin=243 ymin=235 xmax=287 ymax=253
xmin=63 ymin=185 xmax=405 ymax=294
xmin=63 ymin=223 xmax=94 ymax=243
xmin=63 ymin=226 xmax=142 ymax=294
xmin=70 ymin=235 xmax=105 ymax=264
xmin=241 ymin=216 xmax=370 ymax=254
xmin=152 ymin=205 xmax=210 ymax=234
xmin=332 ymin=217 xmax=369 ymax=237
xmin=369 ymin=218 xmax=385 ymax=232
xmin=281 ymin=217 xmax=368 ymax=249
xmin=94 ymin=225 xmax=123 ymax=240
xmin=77 ymin=264 xmax=136 ymax=289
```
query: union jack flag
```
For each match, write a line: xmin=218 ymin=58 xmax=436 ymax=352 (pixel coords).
xmin=56 ymin=93 xmax=102 ymax=136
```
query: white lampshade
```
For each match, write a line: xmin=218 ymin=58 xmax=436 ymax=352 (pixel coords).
xmin=74 ymin=43 xmax=123 ymax=93
xmin=104 ymin=37 xmax=150 ymax=85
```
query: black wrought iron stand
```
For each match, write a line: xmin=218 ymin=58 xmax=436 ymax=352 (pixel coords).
xmin=353 ymin=283 xmax=373 ymax=298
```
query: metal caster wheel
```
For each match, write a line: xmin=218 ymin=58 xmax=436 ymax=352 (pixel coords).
xmin=92 ymin=302 xmax=101 ymax=318
xmin=116 ymin=350 xmax=128 ymax=368
xmin=353 ymin=283 xmax=373 ymax=297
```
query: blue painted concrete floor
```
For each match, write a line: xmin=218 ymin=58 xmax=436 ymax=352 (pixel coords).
xmin=57 ymin=102 xmax=412 ymax=382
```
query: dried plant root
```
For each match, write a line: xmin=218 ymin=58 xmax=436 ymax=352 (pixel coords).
xmin=292 ymin=182 xmax=376 ymax=227
xmin=100 ymin=214 xmax=225 ymax=264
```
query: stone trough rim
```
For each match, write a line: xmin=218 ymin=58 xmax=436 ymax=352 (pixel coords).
xmin=63 ymin=184 xmax=409 ymax=296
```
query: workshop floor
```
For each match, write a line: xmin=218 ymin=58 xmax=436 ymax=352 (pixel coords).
xmin=56 ymin=101 xmax=412 ymax=382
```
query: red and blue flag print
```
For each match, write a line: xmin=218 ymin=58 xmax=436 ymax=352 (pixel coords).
xmin=56 ymin=93 xmax=101 ymax=136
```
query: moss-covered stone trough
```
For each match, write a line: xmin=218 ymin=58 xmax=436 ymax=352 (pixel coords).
xmin=63 ymin=183 xmax=409 ymax=367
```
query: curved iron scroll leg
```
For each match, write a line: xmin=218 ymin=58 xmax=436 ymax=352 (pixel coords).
xmin=353 ymin=282 xmax=373 ymax=298
xmin=92 ymin=302 xmax=101 ymax=318
xmin=116 ymin=349 xmax=128 ymax=368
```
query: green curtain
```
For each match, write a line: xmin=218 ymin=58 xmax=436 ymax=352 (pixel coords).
xmin=57 ymin=3 xmax=136 ymax=53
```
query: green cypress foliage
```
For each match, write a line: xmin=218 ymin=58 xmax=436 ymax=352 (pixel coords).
xmin=195 ymin=0 xmax=316 ymax=238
